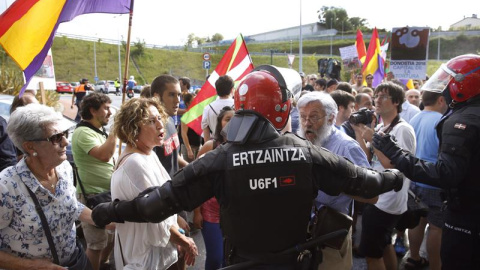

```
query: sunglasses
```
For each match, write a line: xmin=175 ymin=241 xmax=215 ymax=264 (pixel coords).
xmin=31 ymin=130 xmax=69 ymax=145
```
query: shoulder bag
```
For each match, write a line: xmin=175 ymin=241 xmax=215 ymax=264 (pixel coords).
xmin=308 ymin=206 xmax=353 ymax=250
xmin=73 ymin=163 xmax=112 ymax=209
xmin=396 ymin=189 xmax=429 ymax=229
xmin=23 ymin=183 xmax=93 ymax=270
xmin=73 ymin=121 xmax=112 ymax=209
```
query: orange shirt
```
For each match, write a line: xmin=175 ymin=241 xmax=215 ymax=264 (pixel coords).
xmin=75 ymin=84 xmax=86 ymax=93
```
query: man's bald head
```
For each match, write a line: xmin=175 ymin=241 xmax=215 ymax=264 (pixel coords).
xmin=406 ymin=89 xmax=421 ymax=107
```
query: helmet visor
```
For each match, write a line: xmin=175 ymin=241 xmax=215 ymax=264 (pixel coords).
xmin=421 ymin=64 xmax=454 ymax=93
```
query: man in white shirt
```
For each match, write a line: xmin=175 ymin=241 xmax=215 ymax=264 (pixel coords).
xmin=391 ymin=79 xmax=420 ymax=123
xmin=201 ymin=75 xmax=234 ymax=141
xmin=359 ymin=82 xmax=416 ymax=270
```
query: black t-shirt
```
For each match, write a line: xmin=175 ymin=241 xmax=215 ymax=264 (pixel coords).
xmin=302 ymin=84 xmax=314 ymax=91
xmin=0 ymin=116 xmax=16 ymax=171
xmin=178 ymin=123 xmax=202 ymax=147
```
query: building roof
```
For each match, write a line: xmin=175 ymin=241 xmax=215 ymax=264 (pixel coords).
xmin=451 ymin=14 xmax=480 ymax=29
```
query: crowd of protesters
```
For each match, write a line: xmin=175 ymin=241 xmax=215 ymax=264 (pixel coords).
xmin=1 ymin=53 xmax=479 ymax=270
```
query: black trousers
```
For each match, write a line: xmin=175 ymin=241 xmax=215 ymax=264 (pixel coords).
xmin=441 ymin=211 xmax=480 ymax=269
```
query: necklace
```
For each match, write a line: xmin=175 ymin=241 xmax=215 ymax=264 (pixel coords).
xmin=25 ymin=158 xmax=57 ymax=191
xmin=37 ymin=173 xmax=57 ymax=191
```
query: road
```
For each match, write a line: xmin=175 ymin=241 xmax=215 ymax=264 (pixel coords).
xmin=58 ymin=92 xmax=130 ymax=119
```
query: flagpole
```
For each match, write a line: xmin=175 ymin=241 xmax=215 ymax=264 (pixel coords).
xmin=122 ymin=0 xmax=134 ymax=105
xmin=118 ymin=0 xmax=135 ymax=155
xmin=298 ymin=0 xmax=303 ymax=72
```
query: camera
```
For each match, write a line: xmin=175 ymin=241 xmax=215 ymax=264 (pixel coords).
xmin=349 ymin=108 xmax=376 ymax=125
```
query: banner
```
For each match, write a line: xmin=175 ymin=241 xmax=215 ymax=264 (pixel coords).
xmin=390 ymin=27 xmax=430 ymax=80
xmin=339 ymin=45 xmax=360 ymax=71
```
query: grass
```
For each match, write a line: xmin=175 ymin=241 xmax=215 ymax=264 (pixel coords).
xmin=2 ymin=33 xmax=479 ymax=91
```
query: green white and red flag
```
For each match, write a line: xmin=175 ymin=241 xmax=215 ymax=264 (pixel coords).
xmin=181 ymin=34 xmax=254 ymax=135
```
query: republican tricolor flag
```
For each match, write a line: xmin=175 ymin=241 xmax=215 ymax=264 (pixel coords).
xmin=362 ymin=28 xmax=385 ymax=88
xmin=181 ymin=34 xmax=254 ymax=135
xmin=0 ymin=0 xmax=132 ymax=95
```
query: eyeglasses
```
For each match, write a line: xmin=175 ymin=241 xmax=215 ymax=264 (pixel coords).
xmin=300 ymin=114 xmax=326 ymax=124
xmin=309 ymin=78 xmax=316 ymax=81
xmin=145 ymin=115 xmax=163 ymax=125
xmin=373 ymin=95 xmax=393 ymax=101
xmin=366 ymin=77 xmax=373 ymax=80
xmin=31 ymin=130 xmax=69 ymax=145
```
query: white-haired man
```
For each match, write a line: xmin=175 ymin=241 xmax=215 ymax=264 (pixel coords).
xmin=297 ymin=91 xmax=376 ymax=270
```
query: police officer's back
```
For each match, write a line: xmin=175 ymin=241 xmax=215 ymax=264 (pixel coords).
xmin=93 ymin=66 xmax=404 ymax=269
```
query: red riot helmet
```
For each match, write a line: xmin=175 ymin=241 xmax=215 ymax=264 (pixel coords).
xmin=234 ymin=65 xmax=302 ymax=130
xmin=422 ymin=54 xmax=480 ymax=103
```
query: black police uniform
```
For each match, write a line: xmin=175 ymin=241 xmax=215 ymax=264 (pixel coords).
xmin=93 ymin=112 xmax=403 ymax=269
xmin=374 ymin=96 xmax=480 ymax=269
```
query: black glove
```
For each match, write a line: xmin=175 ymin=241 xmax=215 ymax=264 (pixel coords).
xmin=345 ymin=167 xmax=404 ymax=198
xmin=382 ymin=169 xmax=404 ymax=192
xmin=372 ymin=133 xmax=403 ymax=161
xmin=92 ymin=200 xmax=125 ymax=228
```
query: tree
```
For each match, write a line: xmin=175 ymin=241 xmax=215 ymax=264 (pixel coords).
xmin=211 ymin=33 xmax=224 ymax=44
xmin=186 ymin=33 xmax=196 ymax=47
xmin=195 ymin=37 xmax=207 ymax=46
xmin=318 ymin=6 xmax=368 ymax=31
xmin=0 ymin=48 xmax=23 ymax=95
xmin=130 ymin=39 xmax=148 ymax=60
xmin=349 ymin=17 xmax=369 ymax=30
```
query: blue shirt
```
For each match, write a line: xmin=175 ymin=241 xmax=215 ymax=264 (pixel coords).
xmin=314 ymin=127 xmax=370 ymax=215
xmin=410 ymin=110 xmax=442 ymax=189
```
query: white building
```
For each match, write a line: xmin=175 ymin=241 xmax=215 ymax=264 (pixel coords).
xmin=450 ymin=14 xmax=480 ymax=30
xmin=248 ymin=22 xmax=336 ymax=42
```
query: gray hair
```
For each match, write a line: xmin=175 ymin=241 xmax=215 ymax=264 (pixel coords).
xmin=297 ymin=91 xmax=338 ymax=121
xmin=7 ymin=103 xmax=63 ymax=154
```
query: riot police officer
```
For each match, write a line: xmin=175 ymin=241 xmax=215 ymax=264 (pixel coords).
xmin=93 ymin=65 xmax=403 ymax=269
xmin=373 ymin=54 xmax=480 ymax=269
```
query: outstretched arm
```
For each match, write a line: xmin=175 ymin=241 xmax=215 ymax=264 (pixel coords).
xmin=311 ymin=145 xmax=403 ymax=199
xmin=372 ymin=133 xmax=469 ymax=189
xmin=93 ymin=147 xmax=225 ymax=227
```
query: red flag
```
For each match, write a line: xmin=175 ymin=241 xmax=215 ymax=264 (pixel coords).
xmin=355 ymin=29 xmax=367 ymax=64
xmin=181 ymin=34 xmax=254 ymax=135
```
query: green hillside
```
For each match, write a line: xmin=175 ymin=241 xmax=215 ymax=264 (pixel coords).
xmin=3 ymin=33 xmax=480 ymax=93
xmin=51 ymin=37 xmax=329 ymax=86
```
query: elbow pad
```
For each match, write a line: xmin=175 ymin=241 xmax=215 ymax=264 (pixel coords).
xmin=92 ymin=183 xmax=182 ymax=228
xmin=134 ymin=182 xmax=182 ymax=223
xmin=343 ymin=166 xmax=404 ymax=199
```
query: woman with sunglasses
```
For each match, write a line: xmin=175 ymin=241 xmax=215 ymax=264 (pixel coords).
xmin=0 ymin=103 xmax=112 ymax=269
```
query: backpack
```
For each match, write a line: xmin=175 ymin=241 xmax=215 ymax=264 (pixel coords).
xmin=327 ymin=58 xmax=341 ymax=80
xmin=317 ymin=58 xmax=329 ymax=77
